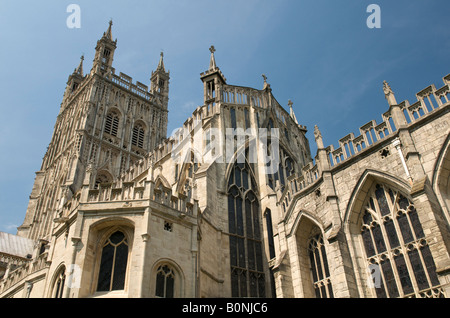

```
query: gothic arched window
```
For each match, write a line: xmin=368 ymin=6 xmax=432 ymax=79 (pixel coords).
xmin=361 ymin=184 xmax=442 ymax=298
xmin=97 ymin=231 xmax=129 ymax=292
xmin=132 ymin=123 xmax=145 ymax=148
xmin=52 ymin=267 xmax=66 ymax=298
xmin=308 ymin=234 xmax=333 ymax=298
xmin=267 ymin=147 xmax=296 ymax=191
xmin=155 ymin=265 xmax=175 ymax=298
xmin=104 ymin=110 xmax=120 ymax=136
xmin=228 ymin=161 xmax=265 ymax=297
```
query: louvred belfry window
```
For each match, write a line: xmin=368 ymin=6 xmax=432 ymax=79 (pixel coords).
xmin=228 ymin=160 xmax=265 ymax=297
xmin=104 ymin=111 xmax=120 ymax=136
xmin=361 ymin=184 xmax=443 ymax=298
xmin=132 ymin=123 xmax=145 ymax=148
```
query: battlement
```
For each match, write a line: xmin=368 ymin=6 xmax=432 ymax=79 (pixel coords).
xmin=110 ymin=68 xmax=158 ymax=102
xmin=277 ymin=73 xmax=450 ymax=214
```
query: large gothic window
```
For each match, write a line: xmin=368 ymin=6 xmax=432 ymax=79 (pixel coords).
xmin=228 ymin=161 xmax=266 ymax=297
xmin=361 ymin=184 xmax=442 ymax=298
xmin=97 ymin=231 xmax=129 ymax=292
xmin=308 ymin=234 xmax=333 ymax=298
xmin=104 ymin=110 xmax=120 ymax=137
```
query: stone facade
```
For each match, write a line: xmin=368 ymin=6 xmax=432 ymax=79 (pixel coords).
xmin=1 ymin=22 xmax=449 ymax=298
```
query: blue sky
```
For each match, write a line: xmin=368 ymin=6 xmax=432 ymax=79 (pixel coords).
xmin=0 ymin=1 xmax=449 ymax=234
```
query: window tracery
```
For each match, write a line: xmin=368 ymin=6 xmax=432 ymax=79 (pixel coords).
xmin=360 ymin=184 xmax=442 ymax=298
xmin=96 ymin=231 xmax=129 ymax=292
xmin=267 ymin=146 xmax=296 ymax=191
xmin=228 ymin=160 xmax=265 ymax=297
xmin=308 ymin=234 xmax=333 ymax=298
xmin=155 ymin=264 xmax=175 ymax=298
xmin=52 ymin=267 xmax=66 ymax=298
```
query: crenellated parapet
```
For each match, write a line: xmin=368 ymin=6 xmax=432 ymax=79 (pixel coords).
xmin=278 ymin=73 xmax=450 ymax=215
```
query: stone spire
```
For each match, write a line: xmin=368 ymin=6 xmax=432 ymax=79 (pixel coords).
xmin=74 ymin=55 xmax=84 ymax=76
xmin=156 ymin=51 xmax=166 ymax=72
xmin=104 ymin=19 xmax=113 ymax=41
xmin=383 ymin=80 xmax=397 ymax=106
xmin=288 ymin=100 xmax=299 ymax=124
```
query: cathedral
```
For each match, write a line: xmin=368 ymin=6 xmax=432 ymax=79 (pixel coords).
xmin=1 ymin=22 xmax=450 ymax=299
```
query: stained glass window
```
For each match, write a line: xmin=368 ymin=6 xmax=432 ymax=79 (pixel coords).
xmin=360 ymin=184 xmax=442 ymax=298
xmin=97 ymin=231 xmax=128 ymax=292
xmin=155 ymin=265 xmax=175 ymax=298
xmin=228 ymin=160 xmax=265 ymax=297
xmin=308 ymin=234 xmax=333 ymax=298
xmin=267 ymin=148 xmax=296 ymax=191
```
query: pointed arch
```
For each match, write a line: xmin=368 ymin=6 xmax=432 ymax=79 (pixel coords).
xmin=89 ymin=221 xmax=134 ymax=294
xmin=155 ymin=174 xmax=171 ymax=189
xmin=344 ymin=170 xmax=442 ymax=298
xmin=227 ymin=156 xmax=266 ymax=297
xmin=288 ymin=211 xmax=334 ymax=298
xmin=104 ymin=107 xmax=122 ymax=137
xmin=431 ymin=133 xmax=450 ymax=224
xmin=131 ymin=120 xmax=146 ymax=149
xmin=150 ymin=258 xmax=185 ymax=298
xmin=344 ymin=169 xmax=412 ymax=227
xmin=48 ymin=263 xmax=66 ymax=298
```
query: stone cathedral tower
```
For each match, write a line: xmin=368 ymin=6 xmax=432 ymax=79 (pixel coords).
xmin=17 ymin=21 xmax=169 ymax=241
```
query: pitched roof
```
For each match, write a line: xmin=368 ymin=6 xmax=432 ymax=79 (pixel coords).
xmin=0 ymin=232 xmax=35 ymax=258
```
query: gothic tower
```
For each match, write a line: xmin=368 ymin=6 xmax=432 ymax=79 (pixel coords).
xmin=17 ymin=22 xmax=169 ymax=240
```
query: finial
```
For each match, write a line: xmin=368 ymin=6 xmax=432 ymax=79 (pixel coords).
xmin=383 ymin=80 xmax=392 ymax=95
xmin=383 ymin=80 xmax=397 ymax=106
xmin=74 ymin=54 xmax=84 ymax=75
xmin=262 ymin=74 xmax=270 ymax=90
xmin=104 ymin=19 xmax=113 ymax=40
xmin=209 ymin=45 xmax=217 ymax=70
xmin=157 ymin=51 xmax=165 ymax=71
xmin=288 ymin=100 xmax=299 ymax=124
xmin=314 ymin=125 xmax=324 ymax=148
